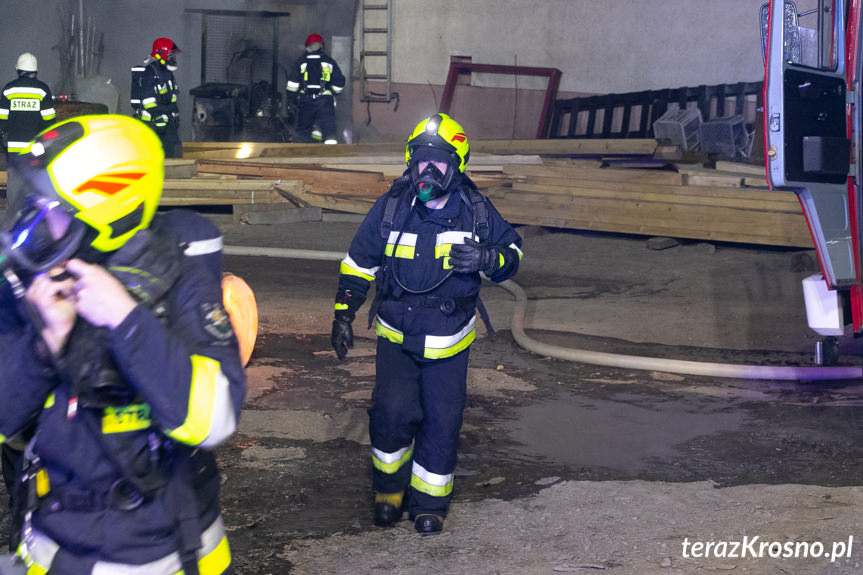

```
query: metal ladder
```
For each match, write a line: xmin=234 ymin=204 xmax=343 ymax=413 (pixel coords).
xmin=359 ymin=0 xmax=393 ymax=102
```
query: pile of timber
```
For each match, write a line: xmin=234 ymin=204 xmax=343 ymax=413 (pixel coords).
xmin=0 ymin=140 xmax=812 ymax=248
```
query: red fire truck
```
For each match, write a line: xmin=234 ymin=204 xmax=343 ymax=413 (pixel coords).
xmin=763 ymin=0 xmax=861 ymax=364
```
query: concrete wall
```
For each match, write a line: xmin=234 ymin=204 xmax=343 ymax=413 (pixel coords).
xmin=0 ymin=0 xmax=769 ymax=143
xmin=0 ymin=0 xmax=354 ymax=142
xmin=354 ymin=0 xmax=769 ymax=142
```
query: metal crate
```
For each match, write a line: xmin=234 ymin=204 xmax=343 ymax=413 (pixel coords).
xmin=699 ymin=115 xmax=754 ymax=160
xmin=652 ymin=108 xmax=703 ymax=150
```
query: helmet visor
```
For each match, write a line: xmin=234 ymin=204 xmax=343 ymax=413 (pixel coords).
xmin=0 ymin=196 xmax=85 ymax=274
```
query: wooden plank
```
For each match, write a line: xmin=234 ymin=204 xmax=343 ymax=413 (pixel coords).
xmin=714 ymin=161 xmax=766 ymax=176
xmin=511 ymin=180 xmax=800 ymax=206
xmin=275 ymin=184 xmax=376 ymax=214
xmin=496 ymin=184 xmax=801 ymax=213
xmin=234 ymin=205 xmax=323 ymax=225
xmin=162 ymin=179 xmax=281 ymax=191
xmin=195 ymin=160 xmax=391 ymax=198
xmin=497 ymin=212 xmax=811 ymax=248
xmin=502 ymin=164 xmax=685 ymax=185
xmin=164 ymin=159 xmax=197 ymax=179
xmin=183 ymin=139 xmax=657 ymax=160
xmin=491 ymin=194 xmax=807 ymax=233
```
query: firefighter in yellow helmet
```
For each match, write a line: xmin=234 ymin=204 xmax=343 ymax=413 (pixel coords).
xmin=331 ymin=113 xmax=523 ymax=534
xmin=0 ymin=115 xmax=245 ymax=573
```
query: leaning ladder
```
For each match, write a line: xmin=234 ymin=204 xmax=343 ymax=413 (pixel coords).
xmin=359 ymin=0 xmax=393 ymax=102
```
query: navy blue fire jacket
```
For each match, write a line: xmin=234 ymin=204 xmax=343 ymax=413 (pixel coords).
xmin=0 ymin=211 xmax=245 ymax=573
xmin=337 ymin=176 xmax=523 ymax=359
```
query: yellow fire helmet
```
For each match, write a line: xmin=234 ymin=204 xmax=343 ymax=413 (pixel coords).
xmin=405 ymin=113 xmax=470 ymax=173
xmin=12 ymin=114 xmax=165 ymax=254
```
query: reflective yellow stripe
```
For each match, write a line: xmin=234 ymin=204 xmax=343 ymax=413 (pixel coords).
xmin=25 ymin=563 xmax=47 ymax=575
xmin=195 ymin=535 xmax=231 ymax=575
xmin=498 ymin=252 xmax=505 ymax=268
xmin=410 ymin=463 xmax=453 ymax=497
xmin=425 ymin=329 xmax=475 ymax=359
xmin=44 ymin=394 xmax=55 ymax=409
xmin=0 ymin=433 xmax=5 ymax=444
xmin=372 ymin=446 xmax=413 ymax=474
xmin=340 ymin=261 xmax=375 ymax=281
xmin=35 ymin=469 xmax=49 ymax=498
xmin=102 ymin=404 xmax=152 ymax=434
xmin=384 ymin=244 xmax=415 ymax=258
xmin=166 ymin=355 xmax=219 ymax=445
xmin=376 ymin=316 xmax=474 ymax=359
xmin=375 ymin=318 xmax=403 ymax=344
xmin=335 ymin=303 xmax=348 ymax=311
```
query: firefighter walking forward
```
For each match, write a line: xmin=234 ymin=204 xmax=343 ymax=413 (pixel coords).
xmin=331 ymin=113 xmax=523 ymax=534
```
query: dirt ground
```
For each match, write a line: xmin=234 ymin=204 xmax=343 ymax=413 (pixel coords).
xmin=7 ymin=212 xmax=863 ymax=575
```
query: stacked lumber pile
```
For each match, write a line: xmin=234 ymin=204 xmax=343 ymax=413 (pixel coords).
xmin=487 ymin=161 xmax=810 ymax=247
xmin=0 ymin=139 xmax=812 ymax=248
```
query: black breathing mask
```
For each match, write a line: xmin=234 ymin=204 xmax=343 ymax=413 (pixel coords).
xmin=410 ymin=145 xmax=458 ymax=202
xmin=0 ymin=195 xmax=86 ymax=282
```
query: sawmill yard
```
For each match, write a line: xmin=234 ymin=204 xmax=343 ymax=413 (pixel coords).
xmin=5 ymin=140 xmax=863 ymax=575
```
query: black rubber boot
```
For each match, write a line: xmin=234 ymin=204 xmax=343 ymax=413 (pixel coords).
xmin=414 ymin=514 xmax=444 ymax=535
xmin=374 ymin=501 xmax=403 ymax=526
xmin=374 ymin=492 xmax=404 ymax=526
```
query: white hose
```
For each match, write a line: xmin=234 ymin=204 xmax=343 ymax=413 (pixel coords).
xmin=224 ymin=245 xmax=863 ymax=381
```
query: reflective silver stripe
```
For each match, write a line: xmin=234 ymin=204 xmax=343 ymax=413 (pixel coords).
xmin=6 ymin=141 xmax=29 ymax=149
xmin=413 ymin=461 xmax=453 ymax=488
xmin=184 ymin=236 xmax=223 ymax=256
xmin=0 ymin=108 xmax=8 ymax=115
xmin=387 ymin=231 xmax=418 ymax=247
xmin=425 ymin=316 xmax=476 ymax=350
xmin=130 ymin=99 xmax=142 ymax=104
xmin=142 ymin=97 xmax=156 ymax=105
xmin=306 ymin=54 xmax=321 ymax=59
xmin=196 ymin=369 xmax=237 ymax=449
xmin=509 ymin=243 xmax=523 ymax=259
xmin=300 ymin=63 xmax=307 ymax=72
xmin=372 ymin=445 xmax=411 ymax=464
xmin=322 ymin=62 xmax=333 ymax=70
xmin=306 ymin=84 xmax=322 ymax=89
xmin=22 ymin=515 xmax=227 ymax=575
xmin=131 ymin=66 xmax=146 ymax=72
xmin=377 ymin=315 xmax=401 ymax=335
xmin=341 ymin=253 xmax=379 ymax=277
xmin=286 ymin=81 xmax=300 ymax=91
xmin=332 ymin=85 xmax=344 ymax=94
xmin=436 ymin=231 xmax=472 ymax=248
xmin=324 ymin=139 xmax=337 ymax=145
xmin=3 ymin=87 xmax=46 ymax=98
xmin=141 ymin=110 xmax=152 ymax=120
xmin=41 ymin=108 xmax=56 ymax=117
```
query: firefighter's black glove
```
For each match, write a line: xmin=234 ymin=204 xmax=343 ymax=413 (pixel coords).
xmin=450 ymin=238 xmax=500 ymax=275
xmin=331 ymin=318 xmax=353 ymax=360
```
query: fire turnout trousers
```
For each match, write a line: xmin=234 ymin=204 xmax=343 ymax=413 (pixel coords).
xmin=297 ymin=95 xmax=337 ymax=143
xmin=368 ymin=337 xmax=469 ymax=518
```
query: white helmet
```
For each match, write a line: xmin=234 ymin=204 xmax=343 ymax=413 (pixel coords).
xmin=16 ymin=53 xmax=37 ymax=73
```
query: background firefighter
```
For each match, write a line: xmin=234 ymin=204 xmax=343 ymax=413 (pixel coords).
xmin=330 ymin=113 xmax=523 ymax=534
xmin=131 ymin=37 xmax=182 ymax=158
xmin=0 ymin=115 xmax=245 ymax=574
xmin=285 ymin=33 xmax=346 ymax=144
xmin=0 ymin=52 xmax=56 ymax=219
